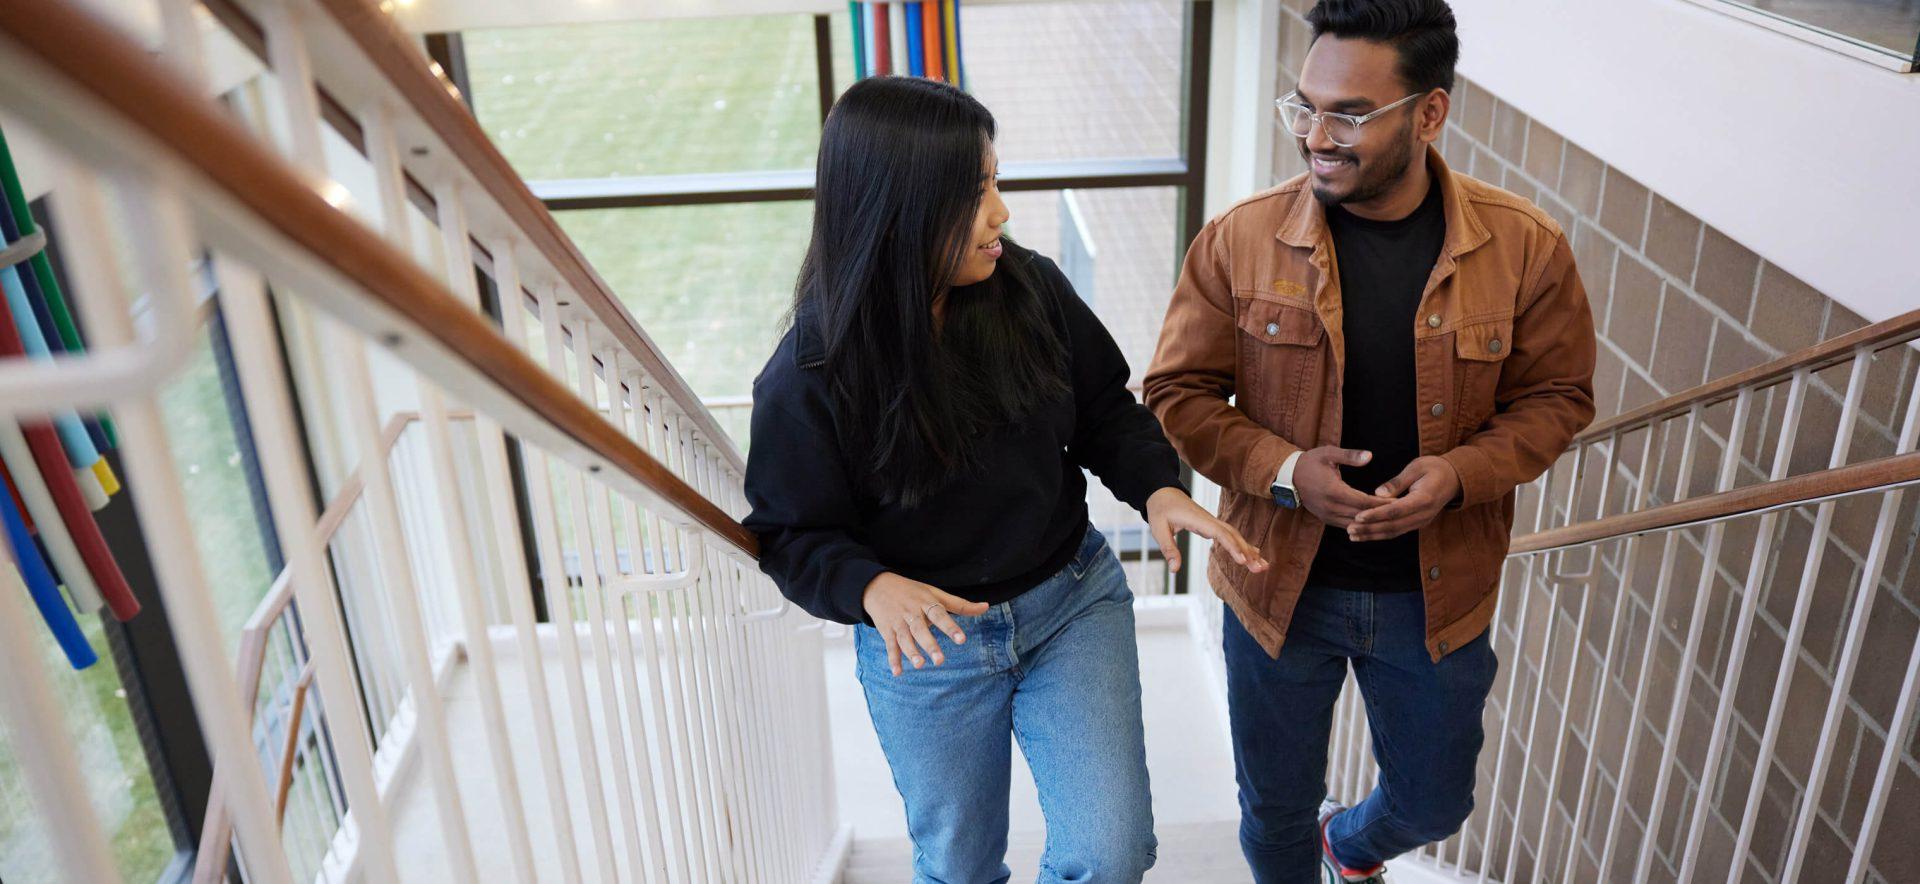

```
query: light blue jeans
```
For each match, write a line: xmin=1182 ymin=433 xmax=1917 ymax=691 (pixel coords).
xmin=854 ymin=525 xmax=1157 ymax=884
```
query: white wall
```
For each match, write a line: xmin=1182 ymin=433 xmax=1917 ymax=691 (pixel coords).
xmin=1448 ymin=0 xmax=1920 ymax=323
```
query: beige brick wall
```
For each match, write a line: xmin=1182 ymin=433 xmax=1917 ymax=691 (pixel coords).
xmin=1266 ymin=6 xmax=1920 ymax=881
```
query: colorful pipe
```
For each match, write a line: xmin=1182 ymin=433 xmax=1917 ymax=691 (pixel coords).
xmin=873 ymin=3 xmax=893 ymax=76
xmin=0 ymin=126 xmax=116 ymax=449
xmin=904 ymin=2 xmax=925 ymax=77
xmin=929 ymin=7 xmax=941 ymax=82
xmin=0 ymin=213 xmax=113 ymax=503
xmin=0 ymin=281 xmax=136 ymax=620
xmin=2 ymin=483 xmax=94 ymax=670
xmin=948 ymin=0 xmax=965 ymax=89
xmin=0 ymin=421 xmax=105 ymax=614
xmin=850 ymin=2 xmax=867 ymax=80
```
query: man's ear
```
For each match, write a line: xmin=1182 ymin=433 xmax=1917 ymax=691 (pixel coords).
xmin=1420 ymin=89 xmax=1451 ymax=142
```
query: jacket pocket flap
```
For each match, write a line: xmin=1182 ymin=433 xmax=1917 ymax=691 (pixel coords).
xmin=1454 ymin=316 xmax=1514 ymax=362
xmin=1236 ymin=297 xmax=1323 ymax=346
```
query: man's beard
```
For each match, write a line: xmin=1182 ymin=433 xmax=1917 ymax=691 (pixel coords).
xmin=1303 ymin=122 xmax=1418 ymax=207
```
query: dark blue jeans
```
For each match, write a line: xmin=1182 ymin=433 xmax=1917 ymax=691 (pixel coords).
xmin=1223 ymin=585 xmax=1497 ymax=883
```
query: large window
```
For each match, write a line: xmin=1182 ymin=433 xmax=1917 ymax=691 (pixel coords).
xmin=1705 ymin=0 xmax=1920 ymax=68
xmin=461 ymin=1 xmax=1201 ymax=412
xmin=158 ymin=321 xmax=280 ymax=656
xmin=0 ymin=626 xmax=173 ymax=881
xmin=554 ymin=201 xmax=812 ymax=403
xmin=466 ymin=15 xmax=826 ymax=180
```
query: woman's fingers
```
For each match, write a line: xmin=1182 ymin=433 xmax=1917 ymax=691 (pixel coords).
xmin=890 ymin=621 xmax=927 ymax=670
xmin=906 ymin=616 xmax=947 ymax=667
xmin=882 ymin=627 xmax=904 ymax=677
xmin=1150 ymin=517 xmax=1181 ymax=573
xmin=1198 ymin=517 xmax=1268 ymax=572
xmin=926 ymin=605 xmax=968 ymax=644
xmin=936 ymin=590 xmax=991 ymax=618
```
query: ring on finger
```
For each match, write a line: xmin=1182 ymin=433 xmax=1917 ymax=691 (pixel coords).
xmin=922 ymin=602 xmax=942 ymax=620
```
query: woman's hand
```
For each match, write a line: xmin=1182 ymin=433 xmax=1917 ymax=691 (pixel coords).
xmin=1145 ymin=487 xmax=1270 ymax=575
xmin=861 ymin=572 xmax=992 ymax=676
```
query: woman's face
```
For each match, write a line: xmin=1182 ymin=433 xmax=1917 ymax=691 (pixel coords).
xmin=948 ymin=147 xmax=1009 ymax=288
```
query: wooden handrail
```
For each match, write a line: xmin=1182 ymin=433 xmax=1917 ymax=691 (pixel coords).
xmin=0 ymin=1 xmax=757 ymax=557
xmin=1509 ymin=451 xmax=1920 ymax=556
xmin=1579 ymin=307 xmax=1920 ymax=442
xmin=311 ymin=0 xmax=745 ymax=474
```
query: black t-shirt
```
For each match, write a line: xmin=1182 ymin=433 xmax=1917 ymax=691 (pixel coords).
xmin=1308 ymin=181 xmax=1446 ymax=592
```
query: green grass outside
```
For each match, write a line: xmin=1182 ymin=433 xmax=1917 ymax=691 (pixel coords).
xmin=467 ymin=15 xmax=829 ymax=409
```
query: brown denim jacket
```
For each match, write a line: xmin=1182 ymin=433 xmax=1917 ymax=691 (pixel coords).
xmin=1145 ymin=148 xmax=1596 ymax=662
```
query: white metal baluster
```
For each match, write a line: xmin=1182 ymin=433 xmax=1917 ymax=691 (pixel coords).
xmin=418 ymin=175 xmax=538 ymax=883
xmin=651 ymin=396 xmax=714 ymax=875
xmin=1635 ymin=379 xmax=1805 ymax=883
xmin=1704 ymin=359 xmax=1864 ymax=882
xmin=669 ymin=410 xmax=726 ymax=881
xmin=1557 ymin=416 xmax=1697 ymax=884
xmin=706 ymin=446 xmax=753 ymax=882
xmin=1531 ymin=433 xmax=1625 ymax=875
xmin=610 ymin=368 xmax=695 ymax=882
xmin=576 ymin=345 xmax=671 ymax=879
xmin=1476 ymin=471 xmax=1556 ymax=880
xmin=641 ymin=396 xmax=710 ymax=878
xmin=692 ymin=424 xmax=750 ymax=884
xmin=1503 ymin=443 xmax=1589 ymax=883
xmin=1595 ymin=406 xmax=1707 ymax=880
xmin=728 ymin=467 xmax=782 ymax=881
xmin=259 ymin=0 xmax=326 ymax=178
xmin=1844 ymin=377 xmax=1920 ymax=882
xmin=548 ymin=318 xmax=650 ymax=879
xmin=0 ymin=566 xmax=122 ymax=883
xmin=55 ymin=171 xmax=297 ymax=884
xmin=1788 ymin=372 xmax=1920 ymax=881
xmin=257 ymin=5 xmax=471 ymax=875
xmin=214 ymin=253 xmax=402 ymax=883
xmin=482 ymin=237 xmax=586 ymax=884
xmin=332 ymin=323 xmax=483 ymax=878
xmin=704 ymin=443 xmax=767 ymax=880
xmin=524 ymin=286 xmax=620 ymax=882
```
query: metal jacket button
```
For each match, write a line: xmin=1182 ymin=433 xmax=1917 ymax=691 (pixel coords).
xmin=1488 ymin=338 xmax=1503 ymax=354
xmin=1430 ymin=402 xmax=1446 ymax=416
xmin=1266 ymin=322 xmax=1280 ymax=336
xmin=1428 ymin=566 xmax=1441 ymax=580
xmin=1427 ymin=313 xmax=1442 ymax=328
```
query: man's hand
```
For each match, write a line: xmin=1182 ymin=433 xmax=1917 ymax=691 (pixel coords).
xmin=1347 ymin=455 xmax=1462 ymax=542
xmin=861 ymin=573 xmax=991 ymax=676
xmin=1145 ymin=487 xmax=1270 ymax=575
xmin=1294 ymin=445 xmax=1390 ymax=528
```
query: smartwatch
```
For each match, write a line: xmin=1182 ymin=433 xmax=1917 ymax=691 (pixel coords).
xmin=1270 ymin=451 xmax=1303 ymax=509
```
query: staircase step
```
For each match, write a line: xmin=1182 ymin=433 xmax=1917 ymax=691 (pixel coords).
xmin=842 ymin=821 xmax=1253 ymax=883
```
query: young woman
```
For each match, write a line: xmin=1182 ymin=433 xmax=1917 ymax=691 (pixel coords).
xmin=743 ymin=76 xmax=1266 ymax=883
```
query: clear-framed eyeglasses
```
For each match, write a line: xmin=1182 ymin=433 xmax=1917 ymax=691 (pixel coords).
xmin=1275 ymin=90 xmax=1427 ymax=148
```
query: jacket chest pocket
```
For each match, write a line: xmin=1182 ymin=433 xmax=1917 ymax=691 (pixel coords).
xmin=1451 ymin=315 xmax=1513 ymax=436
xmin=1234 ymin=294 xmax=1323 ymax=432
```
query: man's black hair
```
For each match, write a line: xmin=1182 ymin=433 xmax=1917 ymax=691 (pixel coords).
xmin=1306 ymin=0 xmax=1460 ymax=94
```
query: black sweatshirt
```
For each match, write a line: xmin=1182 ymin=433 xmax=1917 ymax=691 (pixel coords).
xmin=1308 ymin=180 xmax=1446 ymax=592
xmin=742 ymin=245 xmax=1185 ymax=625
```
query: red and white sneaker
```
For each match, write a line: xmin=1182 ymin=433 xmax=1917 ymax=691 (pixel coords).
xmin=1319 ymin=800 xmax=1388 ymax=883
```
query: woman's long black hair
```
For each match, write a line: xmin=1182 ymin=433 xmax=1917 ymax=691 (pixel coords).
xmin=796 ymin=76 xmax=1070 ymax=508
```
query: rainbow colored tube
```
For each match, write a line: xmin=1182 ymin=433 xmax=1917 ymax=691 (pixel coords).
xmin=2 ymin=473 xmax=94 ymax=669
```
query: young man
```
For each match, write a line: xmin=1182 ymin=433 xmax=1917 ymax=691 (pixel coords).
xmin=1144 ymin=1 xmax=1596 ymax=881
